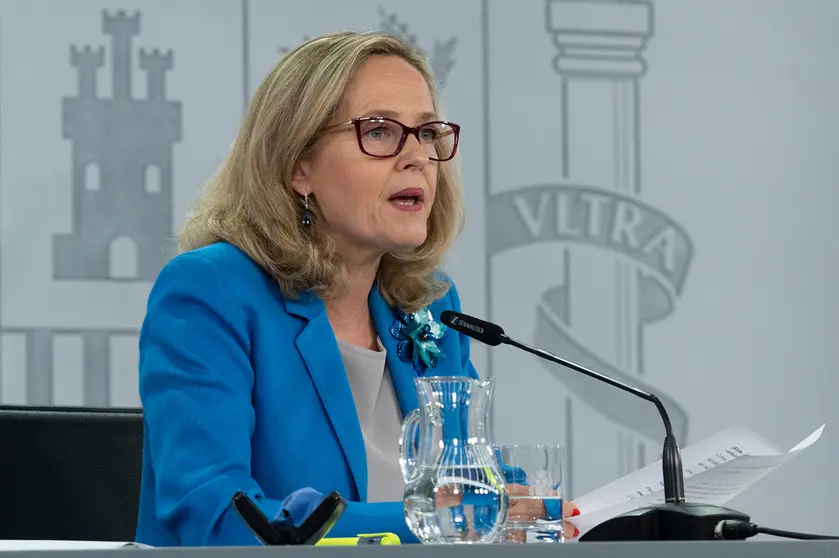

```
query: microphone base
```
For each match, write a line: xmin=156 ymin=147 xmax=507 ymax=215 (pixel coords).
xmin=578 ymin=502 xmax=750 ymax=542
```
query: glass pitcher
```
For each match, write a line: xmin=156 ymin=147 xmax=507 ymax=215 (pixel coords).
xmin=400 ymin=376 xmax=508 ymax=544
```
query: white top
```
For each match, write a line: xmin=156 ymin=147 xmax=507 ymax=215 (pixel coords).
xmin=336 ymin=337 xmax=405 ymax=503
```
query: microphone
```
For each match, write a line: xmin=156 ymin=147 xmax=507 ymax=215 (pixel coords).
xmin=440 ymin=309 xmax=751 ymax=542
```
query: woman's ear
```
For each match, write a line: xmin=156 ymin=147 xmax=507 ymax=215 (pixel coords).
xmin=290 ymin=159 xmax=312 ymax=196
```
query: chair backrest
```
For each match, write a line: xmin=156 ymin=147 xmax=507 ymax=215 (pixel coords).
xmin=0 ymin=405 xmax=144 ymax=542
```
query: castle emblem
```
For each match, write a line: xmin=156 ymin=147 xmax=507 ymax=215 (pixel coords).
xmin=53 ymin=10 xmax=181 ymax=282
xmin=0 ymin=9 xmax=181 ymax=407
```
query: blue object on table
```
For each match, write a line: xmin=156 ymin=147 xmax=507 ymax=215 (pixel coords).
xmin=271 ymin=488 xmax=326 ymax=528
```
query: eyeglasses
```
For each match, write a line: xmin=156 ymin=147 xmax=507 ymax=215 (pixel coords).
xmin=321 ymin=117 xmax=460 ymax=162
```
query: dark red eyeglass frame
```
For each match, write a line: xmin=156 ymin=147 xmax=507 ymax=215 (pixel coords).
xmin=321 ymin=116 xmax=461 ymax=162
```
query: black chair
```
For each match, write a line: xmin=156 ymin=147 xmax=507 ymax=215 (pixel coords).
xmin=0 ymin=405 xmax=144 ymax=542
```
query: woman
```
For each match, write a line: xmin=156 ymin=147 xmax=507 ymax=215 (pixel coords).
xmin=135 ymin=30 xmax=577 ymax=547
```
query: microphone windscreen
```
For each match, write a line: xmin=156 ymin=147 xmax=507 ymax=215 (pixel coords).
xmin=440 ymin=310 xmax=505 ymax=346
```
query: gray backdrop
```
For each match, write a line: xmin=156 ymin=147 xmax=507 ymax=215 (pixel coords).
xmin=1 ymin=0 xmax=837 ymax=539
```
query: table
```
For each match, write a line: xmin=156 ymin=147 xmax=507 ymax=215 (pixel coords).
xmin=3 ymin=541 xmax=839 ymax=558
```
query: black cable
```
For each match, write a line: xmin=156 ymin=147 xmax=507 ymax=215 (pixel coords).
xmin=716 ymin=520 xmax=839 ymax=541
xmin=755 ymin=526 xmax=839 ymax=541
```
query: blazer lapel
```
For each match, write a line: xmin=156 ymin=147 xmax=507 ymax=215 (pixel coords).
xmin=368 ymin=288 xmax=419 ymax=418
xmin=285 ymin=293 xmax=367 ymax=501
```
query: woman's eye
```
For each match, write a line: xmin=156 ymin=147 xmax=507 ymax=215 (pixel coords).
xmin=363 ymin=124 xmax=393 ymax=139
xmin=419 ymin=128 xmax=438 ymax=142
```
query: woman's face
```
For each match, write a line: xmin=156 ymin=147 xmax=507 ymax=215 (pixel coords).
xmin=292 ymin=55 xmax=440 ymax=268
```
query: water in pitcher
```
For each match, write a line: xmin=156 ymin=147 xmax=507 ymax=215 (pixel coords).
xmin=404 ymin=464 xmax=508 ymax=544
xmin=400 ymin=376 xmax=509 ymax=544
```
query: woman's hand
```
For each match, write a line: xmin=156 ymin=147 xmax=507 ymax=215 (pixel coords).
xmin=506 ymin=483 xmax=580 ymax=541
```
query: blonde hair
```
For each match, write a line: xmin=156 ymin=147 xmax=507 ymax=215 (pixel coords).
xmin=178 ymin=31 xmax=464 ymax=313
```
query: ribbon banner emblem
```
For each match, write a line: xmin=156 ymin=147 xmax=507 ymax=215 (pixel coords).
xmin=487 ymin=184 xmax=693 ymax=446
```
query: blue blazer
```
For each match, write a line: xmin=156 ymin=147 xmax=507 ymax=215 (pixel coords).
xmin=134 ymin=242 xmax=480 ymax=547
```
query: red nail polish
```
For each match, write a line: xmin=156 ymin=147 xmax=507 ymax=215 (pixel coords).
xmin=573 ymin=526 xmax=580 ymax=538
xmin=572 ymin=508 xmax=580 ymax=517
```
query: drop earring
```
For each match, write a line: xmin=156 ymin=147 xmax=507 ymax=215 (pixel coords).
xmin=301 ymin=193 xmax=311 ymax=227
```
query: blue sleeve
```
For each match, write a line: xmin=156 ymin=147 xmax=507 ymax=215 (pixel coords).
xmin=447 ymin=280 xmax=480 ymax=380
xmin=140 ymin=253 xmax=421 ymax=545
xmin=139 ymin=253 xmax=286 ymax=546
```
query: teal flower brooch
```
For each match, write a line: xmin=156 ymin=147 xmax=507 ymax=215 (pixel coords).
xmin=390 ymin=308 xmax=447 ymax=374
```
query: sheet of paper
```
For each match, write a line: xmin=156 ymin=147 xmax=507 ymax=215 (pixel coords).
xmin=0 ymin=540 xmax=149 ymax=551
xmin=567 ymin=423 xmax=825 ymax=539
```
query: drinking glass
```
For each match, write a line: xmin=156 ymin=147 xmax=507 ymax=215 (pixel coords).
xmin=495 ymin=444 xmax=564 ymax=543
